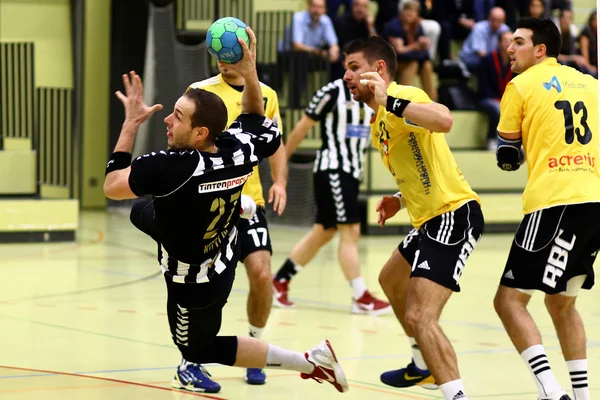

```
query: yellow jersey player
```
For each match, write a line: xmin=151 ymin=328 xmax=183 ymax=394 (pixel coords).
xmin=184 ymin=63 xmax=288 ymax=388
xmin=343 ymin=36 xmax=484 ymax=400
xmin=493 ymin=18 xmax=599 ymax=400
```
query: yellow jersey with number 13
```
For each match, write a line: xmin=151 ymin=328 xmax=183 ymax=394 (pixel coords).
xmin=188 ymin=74 xmax=282 ymax=207
xmin=498 ymin=58 xmax=600 ymax=214
xmin=370 ymin=83 xmax=479 ymax=228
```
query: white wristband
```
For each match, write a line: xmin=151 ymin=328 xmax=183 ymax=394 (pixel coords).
xmin=393 ymin=192 xmax=406 ymax=210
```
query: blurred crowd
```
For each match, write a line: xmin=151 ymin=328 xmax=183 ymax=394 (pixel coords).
xmin=275 ymin=0 xmax=598 ymax=149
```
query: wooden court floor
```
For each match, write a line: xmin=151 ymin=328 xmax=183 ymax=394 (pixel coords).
xmin=0 ymin=210 xmax=598 ymax=399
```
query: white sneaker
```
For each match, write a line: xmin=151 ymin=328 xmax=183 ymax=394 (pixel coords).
xmin=300 ymin=340 xmax=349 ymax=393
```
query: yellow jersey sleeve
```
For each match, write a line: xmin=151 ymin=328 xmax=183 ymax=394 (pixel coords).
xmin=498 ymin=82 xmax=524 ymax=134
xmin=385 ymin=85 xmax=433 ymax=136
xmin=264 ymin=87 xmax=282 ymax=134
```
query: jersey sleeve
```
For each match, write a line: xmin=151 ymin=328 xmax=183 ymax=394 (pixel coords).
xmin=227 ymin=113 xmax=282 ymax=160
xmin=305 ymin=84 xmax=339 ymax=121
xmin=385 ymin=85 xmax=432 ymax=135
xmin=497 ymin=82 xmax=524 ymax=134
xmin=128 ymin=150 xmax=198 ymax=197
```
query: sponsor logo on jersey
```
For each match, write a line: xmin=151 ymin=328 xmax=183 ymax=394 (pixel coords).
xmin=548 ymin=152 xmax=596 ymax=169
xmin=543 ymin=76 xmax=562 ymax=93
xmin=198 ymin=173 xmax=251 ymax=193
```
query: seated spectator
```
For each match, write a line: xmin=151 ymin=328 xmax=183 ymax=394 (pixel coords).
xmin=333 ymin=0 xmax=377 ymax=79
xmin=279 ymin=0 xmax=340 ymax=107
xmin=556 ymin=9 xmax=594 ymax=75
xmin=327 ymin=0 xmax=352 ymax=20
xmin=383 ymin=0 xmax=437 ymax=100
xmin=400 ymin=0 xmax=441 ymax=62
xmin=477 ymin=30 xmax=513 ymax=151
xmin=578 ymin=9 xmax=598 ymax=77
xmin=459 ymin=7 xmax=510 ymax=73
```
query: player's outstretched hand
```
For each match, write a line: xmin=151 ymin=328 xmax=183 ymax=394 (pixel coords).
xmin=268 ymin=182 xmax=287 ymax=215
xmin=359 ymin=71 xmax=388 ymax=107
xmin=115 ymin=71 xmax=163 ymax=126
xmin=376 ymin=195 xmax=401 ymax=228
xmin=225 ymin=26 xmax=257 ymax=78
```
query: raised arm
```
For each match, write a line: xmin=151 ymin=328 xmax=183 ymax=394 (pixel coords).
xmin=224 ymin=27 xmax=263 ymax=116
xmin=360 ymin=71 xmax=452 ymax=133
xmin=103 ymin=71 xmax=163 ymax=200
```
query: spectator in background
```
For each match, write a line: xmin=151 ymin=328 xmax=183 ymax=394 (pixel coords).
xmin=526 ymin=0 xmax=545 ymax=18
xmin=556 ymin=9 xmax=593 ymax=75
xmin=333 ymin=0 xmax=377 ymax=79
xmin=384 ymin=0 xmax=437 ymax=100
xmin=459 ymin=7 xmax=509 ymax=72
xmin=279 ymin=0 xmax=340 ymax=107
xmin=578 ymin=9 xmax=598 ymax=77
xmin=327 ymin=0 xmax=352 ymax=20
xmin=400 ymin=0 xmax=441 ymax=63
xmin=477 ymin=30 xmax=512 ymax=151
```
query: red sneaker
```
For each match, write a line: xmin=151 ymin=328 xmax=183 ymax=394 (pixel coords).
xmin=300 ymin=340 xmax=349 ymax=393
xmin=272 ymin=278 xmax=295 ymax=308
xmin=352 ymin=290 xmax=392 ymax=316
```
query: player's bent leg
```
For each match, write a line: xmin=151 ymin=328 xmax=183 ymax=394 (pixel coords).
xmin=545 ymin=278 xmax=589 ymax=400
xmin=379 ymin=248 xmax=436 ymax=390
xmin=494 ymin=286 xmax=568 ymax=400
xmin=243 ymin=249 xmax=273 ymax=385
xmin=272 ymin=224 xmax=336 ymax=308
xmin=233 ymin=336 xmax=349 ymax=393
xmin=336 ymin=224 xmax=391 ymax=315
xmin=405 ymin=277 xmax=457 ymax=386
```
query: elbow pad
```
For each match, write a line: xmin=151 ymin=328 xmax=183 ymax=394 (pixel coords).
xmin=496 ymin=135 xmax=525 ymax=171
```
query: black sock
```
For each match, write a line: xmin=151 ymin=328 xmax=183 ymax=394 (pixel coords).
xmin=274 ymin=258 xmax=298 ymax=281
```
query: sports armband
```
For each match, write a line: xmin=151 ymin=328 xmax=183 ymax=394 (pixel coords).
xmin=496 ymin=135 xmax=525 ymax=171
xmin=105 ymin=152 xmax=132 ymax=175
xmin=393 ymin=192 xmax=407 ymax=210
xmin=386 ymin=96 xmax=411 ymax=118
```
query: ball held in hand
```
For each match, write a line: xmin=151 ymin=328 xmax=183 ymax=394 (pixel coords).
xmin=206 ymin=17 xmax=250 ymax=64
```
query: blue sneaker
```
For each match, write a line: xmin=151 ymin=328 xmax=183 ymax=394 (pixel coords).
xmin=380 ymin=360 xmax=437 ymax=390
xmin=171 ymin=363 xmax=221 ymax=393
xmin=245 ymin=368 xmax=266 ymax=385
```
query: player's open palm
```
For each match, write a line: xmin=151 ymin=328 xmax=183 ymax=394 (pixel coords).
xmin=376 ymin=195 xmax=401 ymax=228
xmin=115 ymin=71 xmax=163 ymax=125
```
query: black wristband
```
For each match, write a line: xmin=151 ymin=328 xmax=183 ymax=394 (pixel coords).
xmin=105 ymin=152 xmax=132 ymax=175
xmin=386 ymin=96 xmax=411 ymax=118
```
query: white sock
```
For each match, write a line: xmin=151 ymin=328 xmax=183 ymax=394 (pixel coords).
xmin=349 ymin=277 xmax=367 ymax=300
xmin=440 ymin=379 xmax=467 ymax=400
xmin=521 ymin=345 xmax=562 ymax=398
xmin=264 ymin=344 xmax=314 ymax=374
xmin=249 ymin=324 xmax=264 ymax=340
xmin=409 ymin=337 xmax=429 ymax=371
xmin=567 ymin=359 xmax=589 ymax=400
xmin=179 ymin=358 xmax=194 ymax=371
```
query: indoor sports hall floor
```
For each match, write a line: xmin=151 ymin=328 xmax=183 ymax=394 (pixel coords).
xmin=1 ymin=210 xmax=598 ymax=399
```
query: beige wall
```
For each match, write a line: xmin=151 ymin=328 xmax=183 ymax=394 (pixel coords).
xmin=0 ymin=0 xmax=73 ymax=88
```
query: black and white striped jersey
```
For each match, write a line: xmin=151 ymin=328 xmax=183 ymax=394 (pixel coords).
xmin=305 ymin=79 xmax=374 ymax=180
xmin=128 ymin=114 xmax=280 ymax=284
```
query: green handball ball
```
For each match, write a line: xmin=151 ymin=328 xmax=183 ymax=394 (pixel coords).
xmin=206 ymin=17 xmax=249 ymax=64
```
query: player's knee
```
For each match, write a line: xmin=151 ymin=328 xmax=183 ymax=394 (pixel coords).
xmin=315 ymin=226 xmax=336 ymax=245
xmin=248 ymin=265 xmax=273 ymax=293
xmin=493 ymin=289 xmax=510 ymax=317
xmin=544 ymin=295 xmax=575 ymax=318
xmin=405 ymin=305 xmax=435 ymax=331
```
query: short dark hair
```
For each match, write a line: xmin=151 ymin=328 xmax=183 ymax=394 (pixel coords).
xmin=517 ymin=18 xmax=561 ymax=58
xmin=184 ymin=88 xmax=228 ymax=143
xmin=343 ymin=36 xmax=397 ymax=80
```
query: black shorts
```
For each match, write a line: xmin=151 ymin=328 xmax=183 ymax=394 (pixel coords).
xmin=237 ymin=207 xmax=273 ymax=262
xmin=314 ymin=170 xmax=360 ymax=229
xmin=500 ymin=203 xmax=600 ymax=294
xmin=165 ymin=265 xmax=235 ymax=355
xmin=398 ymin=200 xmax=484 ymax=292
